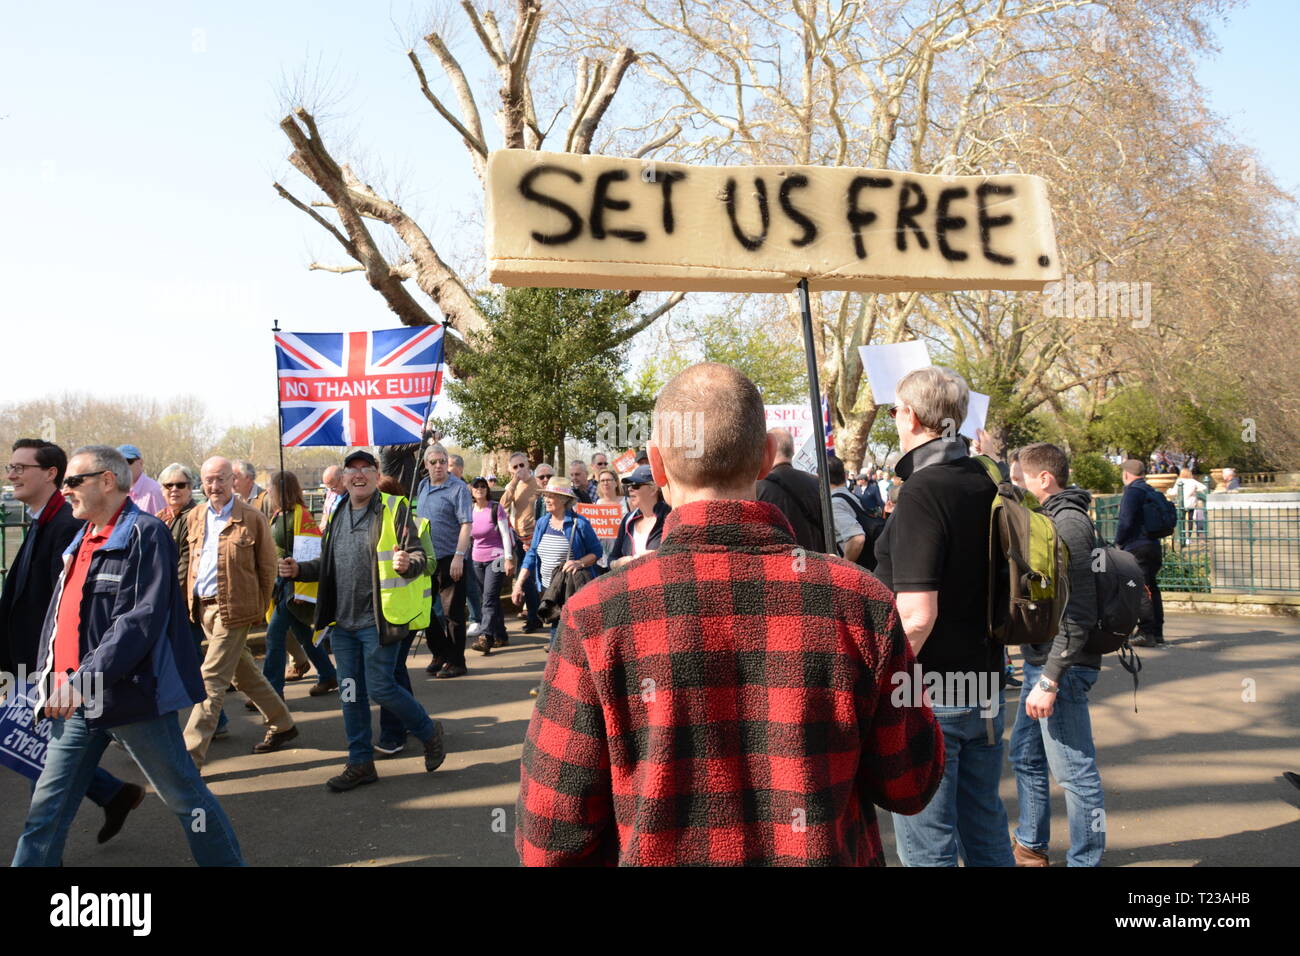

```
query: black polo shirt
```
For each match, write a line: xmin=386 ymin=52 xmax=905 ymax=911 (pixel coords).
xmin=874 ymin=439 xmax=999 ymax=682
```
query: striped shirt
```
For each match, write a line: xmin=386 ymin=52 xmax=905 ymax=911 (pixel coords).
xmin=536 ymin=523 xmax=570 ymax=589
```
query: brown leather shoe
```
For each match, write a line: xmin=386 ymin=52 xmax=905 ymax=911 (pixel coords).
xmin=309 ymin=678 xmax=339 ymax=697
xmin=252 ymin=726 xmax=300 ymax=754
xmin=326 ymin=762 xmax=378 ymax=792
xmin=286 ymin=662 xmax=311 ymax=682
xmin=1013 ymin=836 xmax=1049 ymax=867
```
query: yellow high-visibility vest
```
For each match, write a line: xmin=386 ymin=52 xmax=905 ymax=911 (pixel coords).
xmin=375 ymin=493 xmax=431 ymax=628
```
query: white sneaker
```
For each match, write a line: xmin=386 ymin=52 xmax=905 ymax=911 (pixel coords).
xmin=466 ymin=622 xmax=485 ymax=638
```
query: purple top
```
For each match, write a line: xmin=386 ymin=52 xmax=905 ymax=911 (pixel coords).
xmin=471 ymin=501 xmax=506 ymax=562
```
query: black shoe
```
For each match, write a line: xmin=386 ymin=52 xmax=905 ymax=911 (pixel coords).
xmin=327 ymin=762 xmax=378 ymax=792
xmin=374 ymin=738 xmax=406 ymax=758
xmin=425 ymin=656 xmax=445 ymax=675
xmin=422 ymin=721 xmax=446 ymax=772
xmin=97 ymin=783 xmax=145 ymax=844
xmin=252 ymin=726 xmax=300 ymax=754
xmin=1004 ymin=673 xmax=1023 ymax=688
xmin=1284 ymin=771 xmax=1300 ymax=792
xmin=436 ymin=663 xmax=467 ymax=679
xmin=1131 ymin=634 xmax=1157 ymax=647
xmin=522 ymin=623 xmax=544 ymax=634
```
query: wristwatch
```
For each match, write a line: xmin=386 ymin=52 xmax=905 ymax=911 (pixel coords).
xmin=1036 ymin=676 xmax=1058 ymax=693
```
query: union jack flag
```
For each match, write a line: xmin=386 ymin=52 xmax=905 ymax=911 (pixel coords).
xmin=275 ymin=325 xmax=445 ymax=447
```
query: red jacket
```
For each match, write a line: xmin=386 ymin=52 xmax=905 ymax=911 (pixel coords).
xmin=516 ymin=498 xmax=945 ymax=866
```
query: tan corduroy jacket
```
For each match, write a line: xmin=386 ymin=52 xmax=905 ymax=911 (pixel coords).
xmin=184 ymin=496 xmax=277 ymax=628
xmin=500 ymin=475 xmax=541 ymax=546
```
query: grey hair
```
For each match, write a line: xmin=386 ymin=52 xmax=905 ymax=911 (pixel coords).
xmin=424 ymin=442 xmax=449 ymax=463
xmin=158 ymin=462 xmax=198 ymax=486
xmin=232 ymin=459 xmax=257 ymax=479
xmin=508 ymin=450 xmax=528 ymax=464
xmin=73 ymin=445 xmax=131 ymax=492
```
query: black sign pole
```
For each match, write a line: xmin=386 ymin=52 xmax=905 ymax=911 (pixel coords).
xmin=271 ymin=320 xmax=291 ymax=559
xmin=796 ymin=278 xmax=837 ymax=555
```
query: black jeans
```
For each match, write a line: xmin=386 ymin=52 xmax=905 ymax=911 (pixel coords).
xmin=1127 ymin=540 xmax=1164 ymax=638
xmin=432 ymin=554 xmax=469 ymax=667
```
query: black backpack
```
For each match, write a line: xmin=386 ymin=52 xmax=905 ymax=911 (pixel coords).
xmin=831 ymin=491 xmax=886 ymax=571
xmin=1141 ymin=485 xmax=1178 ymax=538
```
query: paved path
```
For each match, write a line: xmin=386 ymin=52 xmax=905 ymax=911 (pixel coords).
xmin=1 ymin=612 xmax=1296 ymax=866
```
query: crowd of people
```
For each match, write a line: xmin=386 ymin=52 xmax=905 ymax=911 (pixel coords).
xmin=0 ymin=361 xmax=1246 ymax=867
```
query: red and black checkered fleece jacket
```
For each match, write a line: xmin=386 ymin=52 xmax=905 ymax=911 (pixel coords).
xmin=516 ymin=498 xmax=945 ymax=866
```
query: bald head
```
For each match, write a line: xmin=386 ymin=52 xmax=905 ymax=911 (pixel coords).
xmin=649 ymin=362 xmax=772 ymax=500
xmin=322 ymin=465 xmax=344 ymax=493
xmin=200 ymin=456 xmax=234 ymax=508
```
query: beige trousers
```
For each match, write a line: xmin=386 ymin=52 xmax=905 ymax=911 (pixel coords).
xmin=184 ymin=603 xmax=295 ymax=766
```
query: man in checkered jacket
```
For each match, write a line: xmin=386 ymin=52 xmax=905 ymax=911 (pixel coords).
xmin=517 ymin=363 xmax=945 ymax=866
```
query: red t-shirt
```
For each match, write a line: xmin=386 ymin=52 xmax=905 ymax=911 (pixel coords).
xmin=51 ymin=499 xmax=127 ymax=686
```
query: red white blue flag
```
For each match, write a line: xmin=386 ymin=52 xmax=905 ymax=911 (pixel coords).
xmin=275 ymin=325 xmax=445 ymax=447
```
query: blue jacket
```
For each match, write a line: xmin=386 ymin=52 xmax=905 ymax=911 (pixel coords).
xmin=521 ymin=510 xmax=602 ymax=582
xmin=610 ymin=498 xmax=672 ymax=562
xmin=32 ymin=499 xmax=205 ymax=730
xmin=1115 ymin=478 xmax=1154 ymax=550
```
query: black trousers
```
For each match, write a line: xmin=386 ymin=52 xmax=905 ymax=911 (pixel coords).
xmin=1127 ymin=540 xmax=1164 ymax=638
xmin=431 ymin=554 xmax=470 ymax=666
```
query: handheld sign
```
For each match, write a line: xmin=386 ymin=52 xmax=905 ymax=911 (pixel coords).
xmin=857 ymin=341 xmax=932 ymax=406
xmin=0 ymin=682 xmax=50 ymax=781
xmin=576 ymin=503 xmax=625 ymax=540
xmin=487 ymin=150 xmax=1060 ymax=293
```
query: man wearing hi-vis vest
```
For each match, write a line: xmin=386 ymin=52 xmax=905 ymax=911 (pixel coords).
xmin=279 ymin=450 xmax=447 ymax=792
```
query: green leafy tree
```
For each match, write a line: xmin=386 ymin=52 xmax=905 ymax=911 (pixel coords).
xmin=433 ymin=287 xmax=640 ymax=468
xmin=639 ymin=311 xmax=808 ymax=403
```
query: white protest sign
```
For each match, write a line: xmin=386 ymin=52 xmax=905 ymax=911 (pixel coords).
xmin=857 ymin=340 xmax=931 ymax=405
xmin=764 ymin=404 xmax=817 ymax=452
xmin=487 ymin=150 xmax=1061 ymax=293
xmin=791 ymin=431 xmax=822 ymax=475
xmin=960 ymin=391 xmax=991 ymax=440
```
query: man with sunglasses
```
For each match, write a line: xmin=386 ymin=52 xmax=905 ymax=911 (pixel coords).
xmin=499 ymin=452 xmax=544 ymax=634
xmin=14 ymin=445 xmax=242 ymax=866
xmin=1 ymin=440 xmax=147 ymax=847
xmin=117 ymin=444 xmax=166 ymax=517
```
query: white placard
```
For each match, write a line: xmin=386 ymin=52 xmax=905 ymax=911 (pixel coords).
xmin=857 ymin=341 xmax=931 ymax=405
xmin=292 ymin=535 xmax=322 ymax=563
xmin=764 ymin=404 xmax=817 ymax=452
xmin=792 ymin=431 xmax=821 ymax=475
xmin=960 ymin=391 xmax=990 ymax=440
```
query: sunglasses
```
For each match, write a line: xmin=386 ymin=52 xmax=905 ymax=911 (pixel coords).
xmin=162 ymin=481 xmax=190 ymax=490
xmin=62 ymin=470 xmax=107 ymax=489
xmin=537 ymin=474 xmax=552 ymax=481
xmin=510 ymin=462 xmax=526 ymax=470
xmin=626 ymin=482 xmax=647 ymax=490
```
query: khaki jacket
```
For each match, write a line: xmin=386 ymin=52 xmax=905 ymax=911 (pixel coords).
xmin=185 ymin=496 xmax=277 ymax=628
xmin=500 ymin=475 xmax=540 ymax=545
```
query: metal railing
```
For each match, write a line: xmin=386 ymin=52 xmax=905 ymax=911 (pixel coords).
xmin=0 ymin=501 xmax=31 ymax=590
xmin=1093 ymin=494 xmax=1300 ymax=595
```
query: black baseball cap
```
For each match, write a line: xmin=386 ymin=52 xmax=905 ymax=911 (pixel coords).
xmin=343 ymin=450 xmax=379 ymax=469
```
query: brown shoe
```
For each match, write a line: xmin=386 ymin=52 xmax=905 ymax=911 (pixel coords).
xmin=1012 ymin=836 xmax=1049 ymax=867
xmin=252 ymin=726 xmax=300 ymax=754
xmin=309 ymin=678 xmax=339 ymax=697
xmin=470 ymin=636 xmax=493 ymax=655
xmin=286 ymin=662 xmax=311 ymax=682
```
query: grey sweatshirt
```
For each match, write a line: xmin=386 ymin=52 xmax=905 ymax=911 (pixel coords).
xmin=1023 ymin=486 xmax=1102 ymax=682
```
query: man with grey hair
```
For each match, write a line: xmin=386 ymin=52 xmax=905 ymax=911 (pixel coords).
xmin=232 ymin=459 xmax=273 ymax=518
xmin=14 ymin=445 xmax=243 ymax=865
xmin=183 ymin=456 xmax=297 ymax=764
xmin=415 ymin=442 xmax=473 ymax=677
xmin=872 ymin=365 xmax=1014 ymax=867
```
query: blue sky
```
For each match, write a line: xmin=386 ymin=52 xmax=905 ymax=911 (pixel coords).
xmin=1 ymin=1 xmax=1294 ymax=429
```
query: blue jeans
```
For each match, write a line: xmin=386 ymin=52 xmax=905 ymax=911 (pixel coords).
xmin=1010 ymin=661 xmax=1105 ymax=866
xmin=378 ymin=633 xmax=416 ymax=749
xmin=892 ymin=703 xmax=1015 ymax=867
xmin=263 ymin=591 xmax=337 ymax=698
xmin=331 ymin=625 xmax=434 ymax=765
xmin=28 ymin=765 xmax=124 ymax=807
xmin=514 ymin=540 xmax=541 ymax=628
xmin=465 ymin=558 xmax=482 ymax=624
xmin=14 ymin=710 xmax=243 ymax=867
